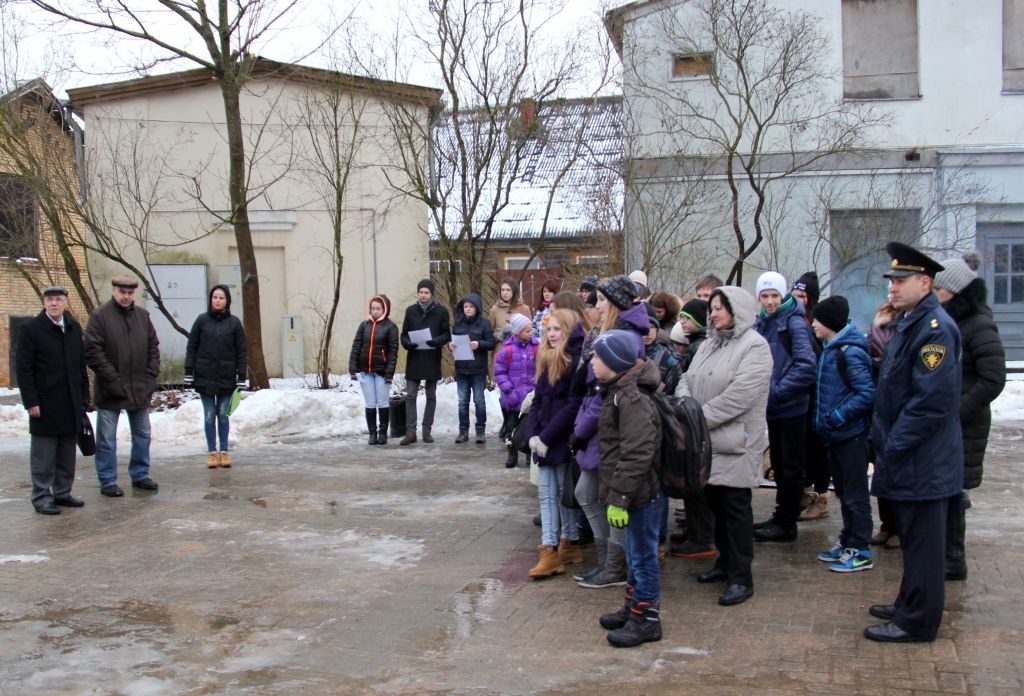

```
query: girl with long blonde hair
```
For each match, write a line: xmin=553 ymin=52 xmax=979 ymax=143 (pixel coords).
xmin=525 ymin=309 xmax=585 ymax=578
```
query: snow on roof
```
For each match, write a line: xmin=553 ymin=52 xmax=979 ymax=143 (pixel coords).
xmin=428 ymin=96 xmax=623 ymax=242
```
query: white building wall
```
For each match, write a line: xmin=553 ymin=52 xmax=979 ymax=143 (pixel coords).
xmin=78 ymin=77 xmax=432 ymax=376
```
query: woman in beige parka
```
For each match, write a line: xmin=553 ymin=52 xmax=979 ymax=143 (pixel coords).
xmin=676 ymin=285 xmax=772 ymax=607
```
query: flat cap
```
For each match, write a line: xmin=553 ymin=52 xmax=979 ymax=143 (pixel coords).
xmin=111 ymin=275 xmax=139 ymax=289
xmin=883 ymin=242 xmax=944 ymax=278
xmin=42 ymin=285 xmax=68 ymax=297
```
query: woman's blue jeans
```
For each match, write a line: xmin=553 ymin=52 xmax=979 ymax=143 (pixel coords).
xmin=537 ymin=461 xmax=579 ymax=547
xmin=358 ymin=373 xmax=390 ymax=409
xmin=201 ymin=392 xmax=233 ymax=452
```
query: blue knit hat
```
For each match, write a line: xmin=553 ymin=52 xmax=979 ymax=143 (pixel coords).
xmin=592 ymin=330 xmax=641 ymax=374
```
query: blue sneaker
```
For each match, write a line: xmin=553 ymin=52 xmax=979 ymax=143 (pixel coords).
xmin=817 ymin=540 xmax=843 ymax=563
xmin=829 ymin=548 xmax=873 ymax=573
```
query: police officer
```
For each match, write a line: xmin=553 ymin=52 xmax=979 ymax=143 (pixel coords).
xmin=865 ymin=242 xmax=962 ymax=643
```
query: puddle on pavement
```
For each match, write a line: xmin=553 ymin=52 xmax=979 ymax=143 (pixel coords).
xmin=487 ymin=546 xmax=535 ymax=587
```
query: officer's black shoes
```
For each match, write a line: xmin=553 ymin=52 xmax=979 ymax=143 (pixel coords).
xmin=864 ymin=622 xmax=932 ymax=643
xmin=696 ymin=567 xmax=728 ymax=584
xmin=869 ymin=604 xmax=896 ymax=620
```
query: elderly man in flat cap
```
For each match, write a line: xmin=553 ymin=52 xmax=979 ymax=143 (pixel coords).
xmin=84 ymin=275 xmax=161 ymax=497
xmin=865 ymin=242 xmax=962 ymax=643
xmin=16 ymin=285 xmax=90 ymax=514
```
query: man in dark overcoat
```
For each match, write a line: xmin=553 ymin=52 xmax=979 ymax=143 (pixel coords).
xmin=398 ymin=279 xmax=450 ymax=445
xmin=866 ymin=242 xmax=963 ymax=643
xmin=84 ymin=275 xmax=161 ymax=496
xmin=16 ymin=285 xmax=90 ymax=514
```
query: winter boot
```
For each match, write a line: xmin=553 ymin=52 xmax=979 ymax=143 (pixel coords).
xmin=475 ymin=427 xmax=486 ymax=444
xmin=365 ymin=409 xmax=379 ymax=445
xmin=945 ymin=500 xmax=968 ymax=581
xmin=455 ymin=430 xmax=469 ymax=444
xmin=377 ymin=408 xmax=389 ymax=445
xmin=528 ymin=545 xmax=565 ymax=579
xmin=579 ymin=539 xmax=628 ymax=589
xmin=207 ymin=452 xmax=220 ymax=469
xmin=574 ymin=538 xmax=607 ymax=583
xmin=422 ymin=430 xmax=434 ymax=443
xmin=599 ymin=584 xmax=635 ymax=629
xmin=799 ymin=486 xmax=815 ymax=511
xmin=219 ymin=451 xmax=232 ymax=468
xmin=607 ymin=601 xmax=662 ymax=648
xmin=400 ymin=431 xmax=417 ymax=446
xmin=799 ymin=492 xmax=829 ymax=521
xmin=557 ymin=538 xmax=583 ymax=565
xmin=505 ymin=445 xmax=518 ymax=468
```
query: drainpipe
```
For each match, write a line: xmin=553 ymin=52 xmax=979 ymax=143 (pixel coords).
xmin=61 ymin=101 xmax=87 ymax=206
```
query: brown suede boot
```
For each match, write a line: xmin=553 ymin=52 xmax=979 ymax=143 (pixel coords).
xmin=207 ymin=452 xmax=220 ymax=469
xmin=557 ymin=538 xmax=583 ymax=565
xmin=799 ymin=492 xmax=829 ymax=520
xmin=528 ymin=545 xmax=565 ymax=579
xmin=219 ymin=451 xmax=232 ymax=468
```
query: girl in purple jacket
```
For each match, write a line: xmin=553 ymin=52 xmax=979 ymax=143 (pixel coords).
xmin=494 ymin=313 xmax=538 ymax=468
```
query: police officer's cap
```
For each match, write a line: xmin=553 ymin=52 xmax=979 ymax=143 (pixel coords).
xmin=883 ymin=242 xmax=945 ymax=279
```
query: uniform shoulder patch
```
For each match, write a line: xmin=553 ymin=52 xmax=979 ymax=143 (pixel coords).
xmin=920 ymin=343 xmax=947 ymax=370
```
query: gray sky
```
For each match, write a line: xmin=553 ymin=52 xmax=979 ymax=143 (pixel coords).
xmin=7 ymin=1 xmax=613 ymax=99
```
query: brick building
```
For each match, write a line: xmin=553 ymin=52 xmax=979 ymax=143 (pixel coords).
xmin=0 ymin=79 xmax=90 ymax=387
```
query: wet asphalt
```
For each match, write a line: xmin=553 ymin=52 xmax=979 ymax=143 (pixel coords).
xmin=1 ymin=424 xmax=1023 ymax=695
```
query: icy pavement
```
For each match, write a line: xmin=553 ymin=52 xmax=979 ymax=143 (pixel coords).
xmin=0 ymin=427 xmax=1022 ymax=695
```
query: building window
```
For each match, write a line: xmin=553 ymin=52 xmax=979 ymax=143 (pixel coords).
xmin=0 ymin=176 xmax=38 ymax=259
xmin=1005 ymin=0 xmax=1024 ymax=93
xmin=992 ymin=243 xmax=1024 ymax=304
xmin=503 ymin=255 xmax=541 ymax=271
xmin=841 ymin=0 xmax=920 ymax=100
xmin=672 ymin=53 xmax=713 ymax=79
xmin=429 ymin=259 xmax=463 ymax=273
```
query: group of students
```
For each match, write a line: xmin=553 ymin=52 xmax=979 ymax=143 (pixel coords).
xmin=346 ymin=243 xmax=1004 ymax=647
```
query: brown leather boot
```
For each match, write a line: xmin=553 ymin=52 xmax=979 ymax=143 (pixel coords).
xmin=528 ymin=545 xmax=565 ymax=579
xmin=400 ymin=431 xmax=416 ymax=446
xmin=557 ymin=538 xmax=583 ymax=565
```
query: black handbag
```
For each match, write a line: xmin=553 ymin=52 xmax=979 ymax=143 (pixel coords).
xmin=511 ymin=414 xmax=532 ymax=455
xmin=560 ymin=456 xmax=582 ymax=509
xmin=78 ymin=414 xmax=96 ymax=457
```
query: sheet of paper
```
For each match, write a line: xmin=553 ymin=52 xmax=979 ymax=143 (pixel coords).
xmin=408 ymin=328 xmax=433 ymax=349
xmin=451 ymin=334 xmax=474 ymax=361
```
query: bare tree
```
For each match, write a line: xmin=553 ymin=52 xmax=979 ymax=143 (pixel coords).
xmin=27 ymin=0 xmax=348 ymax=388
xmin=623 ymin=0 xmax=890 ymax=285
xmin=354 ymin=0 xmax=615 ymax=306
xmin=292 ymin=70 xmax=376 ymax=389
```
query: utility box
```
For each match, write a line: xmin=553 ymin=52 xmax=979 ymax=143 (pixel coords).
xmin=145 ymin=264 xmax=208 ymax=364
xmin=281 ymin=315 xmax=304 ymax=379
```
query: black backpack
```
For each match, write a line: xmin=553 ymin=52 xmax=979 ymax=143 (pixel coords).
xmin=644 ymin=389 xmax=712 ymax=498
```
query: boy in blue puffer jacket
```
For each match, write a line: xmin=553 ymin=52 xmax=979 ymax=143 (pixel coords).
xmin=811 ymin=296 xmax=877 ymax=572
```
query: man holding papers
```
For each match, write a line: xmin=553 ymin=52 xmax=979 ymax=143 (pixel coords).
xmin=399 ymin=279 xmax=451 ymax=445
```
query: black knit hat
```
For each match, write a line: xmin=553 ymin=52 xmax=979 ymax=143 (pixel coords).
xmin=417 ymin=278 xmax=435 ymax=294
xmin=579 ymin=275 xmax=599 ymax=292
xmin=791 ymin=271 xmax=820 ymax=303
xmin=813 ymin=295 xmax=849 ymax=333
xmin=679 ymin=298 xmax=708 ymax=329
xmin=597 ymin=275 xmax=638 ymax=310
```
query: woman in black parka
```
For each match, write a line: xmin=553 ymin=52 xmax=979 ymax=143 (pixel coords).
xmin=185 ymin=284 xmax=247 ymax=468
xmin=349 ymin=294 xmax=399 ymax=445
xmin=934 ymin=255 xmax=1006 ymax=581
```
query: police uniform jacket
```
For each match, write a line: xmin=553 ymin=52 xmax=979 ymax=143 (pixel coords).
xmin=16 ymin=310 xmax=89 ymax=436
xmin=870 ymin=291 xmax=963 ymax=501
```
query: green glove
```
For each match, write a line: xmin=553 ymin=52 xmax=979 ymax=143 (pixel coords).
xmin=607 ymin=504 xmax=629 ymax=529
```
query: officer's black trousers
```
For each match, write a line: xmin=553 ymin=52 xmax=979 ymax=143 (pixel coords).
xmin=891 ymin=498 xmax=949 ymax=640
